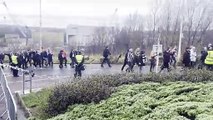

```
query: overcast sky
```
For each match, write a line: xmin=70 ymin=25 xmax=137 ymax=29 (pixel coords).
xmin=0 ymin=0 xmax=152 ymax=28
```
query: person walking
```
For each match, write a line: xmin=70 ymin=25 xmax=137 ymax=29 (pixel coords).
xmin=0 ymin=52 xmax=5 ymax=69
xmin=121 ymin=49 xmax=129 ymax=71
xmin=159 ymin=48 xmax=171 ymax=73
xmin=204 ymin=45 xmax=213 ymax=71
xmin=182 ymin=47 xmax=191 ymax=69
xmin=74 ymin=51 xmax=84 ymax=78
xmin=47 ymin=50 xmax=53 ymax=67
xmin=62 ymin=50 xmax=67 ymax=67
xmin=138 ymin=50 xmax=146 ymax=71
xmin=126 ymin=48 xmax=134 ymax=72
xmin=149 ymin=51 xmax=157 ymax=72
xmin=101 ymin=46 xmax=111 ymax=68
xmin=58 ymin=50 xmax=64 ymax=68
xmin=11 ymin=53 xmax=19 ymax=77
xmin=70 ymin=49 xmax=76 ymax=68
xmin=199 ymin=47 xmax=208 ymax=69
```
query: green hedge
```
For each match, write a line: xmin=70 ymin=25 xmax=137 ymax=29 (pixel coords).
xmin=24 ymin=70 xmax=213 ymax=119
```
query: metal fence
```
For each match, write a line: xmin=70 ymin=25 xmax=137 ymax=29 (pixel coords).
xmin=0 ymin=67 xmax=17 ymax=120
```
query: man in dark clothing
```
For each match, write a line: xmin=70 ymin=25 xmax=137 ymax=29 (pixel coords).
xmin=199 ymin=47 xmax=208 ymax=69
xmin=58 ymin=50 xmax=64 ymax=68
xmin=70 ymin=49 xmax=76 ymax=68
xmin=101 ymin=46 xmax=111 ymax=68
xmin=138 ymin=51 xmax=146 ymax=71
xmin=18 ymin=52 xmax=24 ymax=68
xmin=182 ymin=47 xmax=191 ymax=68
xmin=47 ymin=51 xmax=53 ymax=67
xmin=159 ymin=48 xmax=171 ymax=73
xmin=41 ymin=50 xmax=48 ymax=67
xmin=0 ymin=52 xmax=5 ymax=69
xmin=121 ymin=50 xmax=128 ymax=71
xmin=23 ymin=51 xmax=29 ymax=69
xmin=33 ymin=51 xmax=42 ymax=68
xmin=29 ymin=49 xmax=36 ymax=66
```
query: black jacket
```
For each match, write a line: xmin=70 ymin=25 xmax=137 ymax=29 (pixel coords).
xmin=182 ymin=51 xmax=191 ymax=65
xmin=163 ymin=51 xmax=171 ymax=63
xmin=103 ymin=48 xmax=111 ymax=58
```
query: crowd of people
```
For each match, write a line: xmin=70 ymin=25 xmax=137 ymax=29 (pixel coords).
xmin=0 ymin=43 xmax=212 ymax=78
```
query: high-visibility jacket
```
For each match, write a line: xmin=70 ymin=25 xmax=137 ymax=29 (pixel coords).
xmin=76 ymin=55 xmax=83 ymax=64
xmin=205 ymin=50 xmax=213 ymax=65
xmin=11 ymin=55 xmax=18 ymax=64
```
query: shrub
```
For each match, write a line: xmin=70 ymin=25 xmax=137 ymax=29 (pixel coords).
xmin=43 ymin=69 xmax=213 ymax=118
xmin=45 ymin=79 xmax=113 ymax=116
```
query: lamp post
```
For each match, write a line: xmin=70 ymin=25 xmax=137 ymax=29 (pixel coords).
xmin=39 ymin=0 xmax=42 ymax=50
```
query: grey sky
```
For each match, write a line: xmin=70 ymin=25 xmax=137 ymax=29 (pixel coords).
xmin=0 ymin=0 xmax=152 ymax=28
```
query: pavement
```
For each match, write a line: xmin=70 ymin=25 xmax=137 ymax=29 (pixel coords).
xmin=5 ymin=64 xmax=151 ymax=93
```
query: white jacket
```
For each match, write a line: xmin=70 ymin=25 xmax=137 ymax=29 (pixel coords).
xmin=190 ymin=48 xmax=197 ymax=62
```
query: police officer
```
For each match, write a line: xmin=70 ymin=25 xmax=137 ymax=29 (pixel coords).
xmin=205 ymin=45 xmax=213 ymax=71
xmin=11 ymin=53 xmax=19 ymax=77
xmin=74 ymin=51 xmax=84 ymax=78
xmin=101 ymin=46 xmax=111 ymax=68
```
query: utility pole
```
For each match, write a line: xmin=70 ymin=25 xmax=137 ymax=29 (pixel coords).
xmin=39 ymin=0 xmax=42 ymax=51
xmin=155 ymin=33 xmax=161 ymax=73
xmin=177 ymin=21 xmax=183 ymax=62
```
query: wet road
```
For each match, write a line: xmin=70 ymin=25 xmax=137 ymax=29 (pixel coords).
xmin=4 ymin=64 xmax=151 ymax=93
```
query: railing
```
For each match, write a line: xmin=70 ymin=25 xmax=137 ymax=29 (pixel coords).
xmin=0 ymin=67 xmax=17 ymax=120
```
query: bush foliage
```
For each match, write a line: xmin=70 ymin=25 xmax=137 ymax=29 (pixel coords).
xmin=23 ymin=69 xmax=213 ymax=119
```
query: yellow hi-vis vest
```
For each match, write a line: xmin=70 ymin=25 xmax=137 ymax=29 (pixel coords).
xmin=76 ymin=55 xmax=83 ymax=64
xmin=205 ymin=51 xmax=213 ymax=65
xmin=11 ymin=55 xmax=18 ymax=64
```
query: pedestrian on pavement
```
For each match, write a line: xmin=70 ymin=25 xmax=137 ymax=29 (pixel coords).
xmin=149 ymin=51 xmax=157 ymax=72
xmin=41 ymin=48 xmax=48 ymax=67
xmin=0 ymin=52 xmax=5 ymax=69
xmin=159 ymin=48 xmax=171 ymax=73
xmin=199 ymin=47 xmax=208 ymax=69
xmin=132 ymin=48 xmax=141 ymax=69
xmin=126 ymin=48 xmax=134 ymax=72
xmin=204 ymin=45 xmax=213 ymax=71
xmin=121 ymin=49 xmax=129 ymax=71
xmin=182 ymin=47 xmax=191 ymax=69
xmin=11 ymin=53 xmax=19 ymax=77
xmin=58 ymin=50 xmax=64 ymax=68
xmin=138 ymin=50 xmax=146 ymax=71
xmin=34 ymin=51 xmax=42 ymax=68
xmin=74 ymin=51 xmax=85 ymax=78
xmin=29 ymin=49 xmax=36 ymax=66
xmin=170 ymin=47 xmax=177 ymax=69
xmin=62 ymin=50 xmax=67 ymax=67
xmin=70 ymin=49 xmax=76 ymax=68
xmin=101 ymin=46 xmax=111 ymax=68
xmin=47 ymin=50 xmax=53 ymax=67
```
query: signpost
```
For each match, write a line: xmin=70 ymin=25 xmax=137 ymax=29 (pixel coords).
xmin=153 ymin=34 xmax=162 ymax=73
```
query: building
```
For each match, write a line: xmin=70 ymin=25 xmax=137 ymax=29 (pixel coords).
xmin=65 ymin=25 xmax=96 ymax=49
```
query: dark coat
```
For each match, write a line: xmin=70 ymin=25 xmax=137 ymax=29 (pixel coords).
xmin=182 ymin=51 xmax=191 ymax=66
xmin=103 ymin=48 xmax=111 ymax=58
